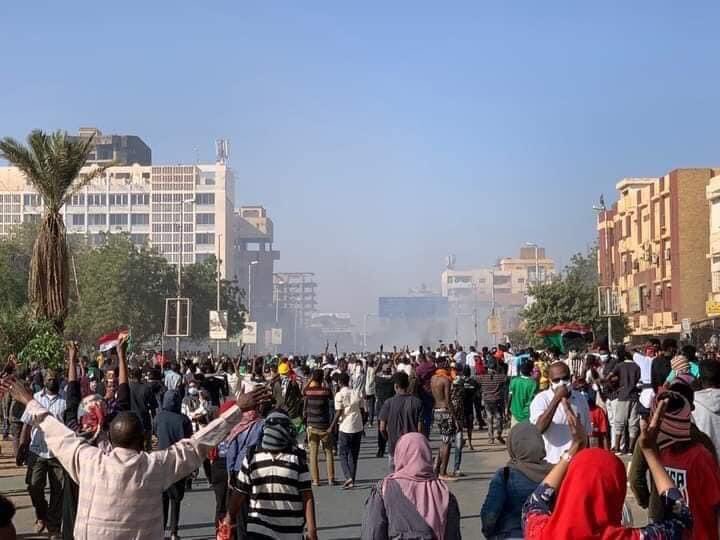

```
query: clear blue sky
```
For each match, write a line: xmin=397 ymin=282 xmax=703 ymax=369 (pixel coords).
xmin=3 ymin=1 xmax=720 ymax=319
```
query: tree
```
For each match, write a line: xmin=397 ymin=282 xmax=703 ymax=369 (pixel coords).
xmin=65 ymin=235 xmax=176 ymax=345
xmin=0 ymin=224 xmax=35 ymax=310
xmin=0 ymin=131 xmax=106 ymax=331
xmin=521 ymin=247 xmax=629 ymax=348
xmin=181 ymin=256 xmax=245 ymax=340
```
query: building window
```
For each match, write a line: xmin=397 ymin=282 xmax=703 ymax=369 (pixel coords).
xmin=23 ymin=194 xmax=41 ymax=207
xmin=130 ymin=233 xmax=148 ymax=246
xmin=131 ymin=194 xmax=149 ymax=205
xmin=131 ymin=213 xmax=149 ymax=225
xmin=196 ymin=213 xmax=214 ymax=225
xmin=109 ymin=214 xmax=128 ymax=226
xmin=196 ymin=193 xmax=215 ymax=205
xmin=71 ymin=214 xmax=85 ymax=226
xmin=88 ymin=213 xmax=106 ymax=226
xmin=23 ymin=214 xmax=40 ymax=224
xmin=70 ymin=194 xmax=85 ymax=206
xmin=195 ymin=233 xmax=214 ymax=245
xmin=109 ymin=194 xmax=129 ymax=206
xmin=88 ymin=194 xmax=107 ymax=206
xmin=196 ymin=253 xmax=213 ymax=263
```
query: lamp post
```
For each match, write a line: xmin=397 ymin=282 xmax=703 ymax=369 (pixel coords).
xmin=176 ymin=197 xmax=195 ymax=356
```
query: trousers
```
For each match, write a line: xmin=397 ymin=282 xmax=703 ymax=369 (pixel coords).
xmin=162 ymin=478 xmax=187 ymax=534
xmin=338 ymin=431 xmax=362 ymax=482
xmin=307 ymin=426 xmax=335 ymax=484
xmin=27 ymin=454 xmax=64 ymax=533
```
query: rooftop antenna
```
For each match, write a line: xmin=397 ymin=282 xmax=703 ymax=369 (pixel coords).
xmin=216 ymin=139 xmax=229 ymax=165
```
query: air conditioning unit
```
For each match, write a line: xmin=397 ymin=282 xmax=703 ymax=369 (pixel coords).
xmin=665 ymin=249 xmax=671 ymax=261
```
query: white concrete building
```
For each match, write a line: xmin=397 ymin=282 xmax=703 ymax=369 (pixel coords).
xmin=0 ymin=162 xmax=235 ymax=278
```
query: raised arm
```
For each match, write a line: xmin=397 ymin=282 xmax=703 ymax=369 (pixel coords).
xmin=532 ymin=386 xmax=568 ymax=434
xmin=116 ymin=333 xmax=131 ymax=411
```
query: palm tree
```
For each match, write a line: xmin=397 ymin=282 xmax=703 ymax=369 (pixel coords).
xmin=0 ymin=130 xmax=106 ymax=331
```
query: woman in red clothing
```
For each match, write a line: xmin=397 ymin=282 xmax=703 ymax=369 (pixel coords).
xmin=522 ymin=399 xmax=692 ymax=540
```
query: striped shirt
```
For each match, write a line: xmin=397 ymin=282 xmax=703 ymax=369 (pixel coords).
xmin=235 ymin=448 xmax=312 ymax=539
xmin=21 ymin=390 xmax=66 ymax=458
xmin=478 ymin=373 xmax=507 ymax=403
xmin=303 ymin=386 xmax=332 ymax=430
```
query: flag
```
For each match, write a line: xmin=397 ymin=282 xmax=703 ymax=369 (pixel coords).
xmin=96 ymin=328 xmax=129 ymax=352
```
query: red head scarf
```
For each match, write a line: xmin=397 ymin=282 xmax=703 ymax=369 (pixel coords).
xmin=539 ymin=449 xmax=635 ymax=540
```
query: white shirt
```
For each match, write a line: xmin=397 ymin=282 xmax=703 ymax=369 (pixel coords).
xmin=365 ymin=366 xmax=377 ymax=396
xmin=633 ymin=352 xmax=655 ymax=408
xmin=397 ymin=362 xmax=412 ymax=376
xmin=529 ymin=388 xmax=591 ymax=464
xmin=334 ymin=387 xmax=364 ymax=434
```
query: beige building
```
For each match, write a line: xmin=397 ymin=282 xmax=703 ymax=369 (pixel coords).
xmin=0 ymin=161 xmax=236 ymax=278
xmin=705 ymin=174 xmax=720 ymax=316
xmin=598 ymin=168 xmax=718 ymax=336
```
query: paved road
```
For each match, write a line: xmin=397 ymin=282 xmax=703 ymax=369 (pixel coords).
xmin=5 ymin=428 xmax=644 ymax=539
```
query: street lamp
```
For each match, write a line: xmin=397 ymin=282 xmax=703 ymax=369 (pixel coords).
xmin=525 ymin=242 xmax=540 ymax=286
xmin=176 ymin=197 xmax=196 ymax=355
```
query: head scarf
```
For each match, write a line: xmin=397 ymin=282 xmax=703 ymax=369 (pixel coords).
xmin=671 ymin=355 xmax=689 ymax=374
xmin=655 ymin=386 xmax=693 ymax=450
xmin=506 ymin=422 xmax=553 ymax=483
xmin=385 ymin=433 xmax=450 ymax=540
xmin=219 ymin=400 xmax=260 ymax=443
xmin=261 ymin=411 xmax=296 ymax=451
xmin=538 ymin=448 xmax=633 ymax=539
xmin=79 ymin=395 xmax=107 ymax=439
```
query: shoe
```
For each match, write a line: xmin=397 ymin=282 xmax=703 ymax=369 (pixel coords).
xmin=328 ymin=479 xmax=335 ymax=487
xmin=497 ymin=436 xmax=506 ymax=445
xmin=342 ymin=479 xmax=354 ymax=490
xmin=170 ymin=534 xmax=181 ymax=540
xmin=488 ymin=439 xmax=495 ymax=445
xmin=35 ymin=520 xmax=47 ymax=534
xmin=48 ymin=533 xmax=62 ymax=540
xmin=376 ymin=452 xmax=384 ymax=458
xmin=312 ymin=482 xmax=321 ymax=487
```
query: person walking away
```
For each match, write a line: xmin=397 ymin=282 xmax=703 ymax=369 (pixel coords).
xmin=481 ymin=422 xmax=552 ymax=539
xmin=450 ymin=370 xmax=466 ymax=476
xmin=303 ymin=369 xmax=335 ymax=486
xmin=522 ymin=400 xmax=692 ymax=538
xmin=1 ymin=375 xmax=270 ymax=540
xmin=374 ymin=363 xmax=395 ymax=458
xmin=331 ymin=372 xmax=364 ymax=489
xmin=431 ymin=361 xmax=456 ymax=479
xmin=693 ymin=359 xmax=720 ymax=461
xmin=629 ymin=377 xmax=720 ymax=539
xmin=164 ymin=362 xmax=183 ymax=392
xmin=459 ymin=366 xmax=478 ymax=451
xmin=378 ymin=372 xmax=422 ymax=471
xmin=128 ymin=367 xmax=158 ymax=451
xmin=360 ymin=432 xmax=461 ymax=540
xmin=155 ymin=390 xmax=193 ymax=540
xmin=529 ymin=362 xmax=590 ymax=464
xmin=478 ymin=363 xmax=508 ymax=445
xmin=19 ymin=369 xmax=66 ymax=538
xmin=415 ymin=354 xmax=437 ymax=436
xmin=507 ymin=360 xmax=537 ymax=427
xmin=610 ymin=347 xmax=641 ymax=454
xmin=230 ymin=411 xmax=318 ymax=540
xmin=365 ymin=359 xmax=377 ymax=426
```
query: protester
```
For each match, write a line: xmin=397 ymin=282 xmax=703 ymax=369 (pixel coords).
xmin=459 ymin=365 xmax=478 ymax=451
xmin=450 ymin=367 xmax=467 ymax=476
xmin=416 ymin=353 xmax=437 ymax=436
xmin=365 ymin=358 xmax=377 ymax=425
xmin=507 ymin=359 xmax=537 ymax=426
xmin=1 ymin=374 xmax=270 ymax=540
xmin=481 ymin=422 xmax=552 ymax=539
xmin=693 ymin=359 xmax=720 ymax=461
xmin=610 ymin=346 xmax=641 ymax=454
xmin=522 ymin=400 xmax=693 ymax=538
xmin=529 ymin=361 xmax=590 ymax=464
xmin=378 ymin=372 xmax=423 ymax=471
xmin=431 ymin=359 xmax=456 ymax=479
xmin=304 ymin=368 xmax=336 ymax=486
xmin=374 ymin=362 xmax=395 ymax=458
xmin=128 ymin=366 xmax=158 ymax=451
xmin=331 ymin=372 xmax=364 ymax=489
xmin=478 ymin=362 xmax=507 ymax=445
xmin=272 ymin=361 xmax=304 ymax=435
xmin=230 ymin=410 xmax=318 ymax=540
xmin=164 ymin=362 xmax=183 ymax=392
xmin=360 ymin=432 xmax=461 ymax=540
xmin=587 ymin=390 xmax=610 ymax=449
xmin=651 ymin=338 xmax=677 ymax=392
xmin=19 ymin=367 xmax=66 ymax=538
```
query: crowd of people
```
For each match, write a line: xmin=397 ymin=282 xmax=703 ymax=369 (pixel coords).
xmin=0 ymin=336 xmax=719 ymax=539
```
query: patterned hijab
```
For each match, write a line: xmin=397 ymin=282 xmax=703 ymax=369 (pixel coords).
xmin=261 ymin=411 xmax=296 ymax=451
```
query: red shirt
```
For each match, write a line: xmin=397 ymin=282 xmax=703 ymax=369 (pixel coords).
xmin=660 ymin=443 xmax=720 ymax=540
xmin=589 ymin=406 xmax=609 ymax=437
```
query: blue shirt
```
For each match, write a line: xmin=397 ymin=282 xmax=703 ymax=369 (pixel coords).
xmin=22 ymin=390 xmax=66 ymax=459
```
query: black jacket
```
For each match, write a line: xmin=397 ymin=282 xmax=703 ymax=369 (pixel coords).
xmin=155 ymin=391 xmax=192 ymax=450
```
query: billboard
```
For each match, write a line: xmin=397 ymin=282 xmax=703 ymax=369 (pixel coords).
xmin=209 ymin=310 xmax=228 ymax=340
xmin=241 ymin=322 xmax=257 ymax=344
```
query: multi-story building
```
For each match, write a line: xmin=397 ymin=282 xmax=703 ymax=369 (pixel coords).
xmin=0 ymin=161 xmax=236 ymax=277
xmin=707 ymin=175 xmax=720 ymax=316
xmin=70 ymin=127 xmax=152 ymax=166
xmin=598 ymin=169 xmax=719 ymax=337
xmin=273 ymin=272 xmax=318 ymax=327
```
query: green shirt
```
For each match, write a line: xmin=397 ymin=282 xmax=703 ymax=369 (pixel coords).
xmin=509 ymin=376 xmax=537 ymax=422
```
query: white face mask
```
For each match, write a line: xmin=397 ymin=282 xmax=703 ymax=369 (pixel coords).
xmin=188 ymin=387 xmax=198 ymax=396
xmin=550 ymin=379 xmax=571 ymax=392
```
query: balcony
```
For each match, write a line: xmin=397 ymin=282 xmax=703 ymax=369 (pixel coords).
xmin=713 ymin=271 xmax=720 ymax=293
xmin=711 ymin=232 xmax=720 ymax=256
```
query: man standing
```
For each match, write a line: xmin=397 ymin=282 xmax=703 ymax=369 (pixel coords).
xmin=529 ymin=362 xmax=590 ymax=464
xmin=378 ymin=372 xmax=422 ymax=470
xmin=19 ymin=370 xmax=66 ymax=538
xmin=478 ymin=363 xmax=507 ymax=445
xmin=331 ymin=372 xmax=364 ymax=489
xmin=374 ymin=363 xmax=395 ymax=458
xmin=430 ymin=361 xmax=455 ymax=479
xmin=507 ymin=360 xmax=537 ymax=426
xmin=128 ymin=367 xmax=158 ymax=451
xmin=164 ymin=362 xmax=183 ymax=392
xmin=611 ymin=348 xmax=641 ymax=454
xmin=272 ymin=362 xmax=303 ymax=434
xmin=693 ymin=360 xmax=720 ymax=462
xmin=415 ymin=354 xmax=436 ymax=436
xmin=651 ymin=338 xmax=677 ymax=392
xmin=155 ymin=391 xmax=193 ymax=540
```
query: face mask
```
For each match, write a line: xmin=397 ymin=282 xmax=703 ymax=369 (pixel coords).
xmin=550 ymin=379 xmax=570 ymax=392
xmin=46 ymin=380 xmax=60 ymax=394
xmin=188 ymin=387 xmax=198 ymax=395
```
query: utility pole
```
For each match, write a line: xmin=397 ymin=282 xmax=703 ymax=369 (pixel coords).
xmin=216 ymin=233 xmax=222 ymax=358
